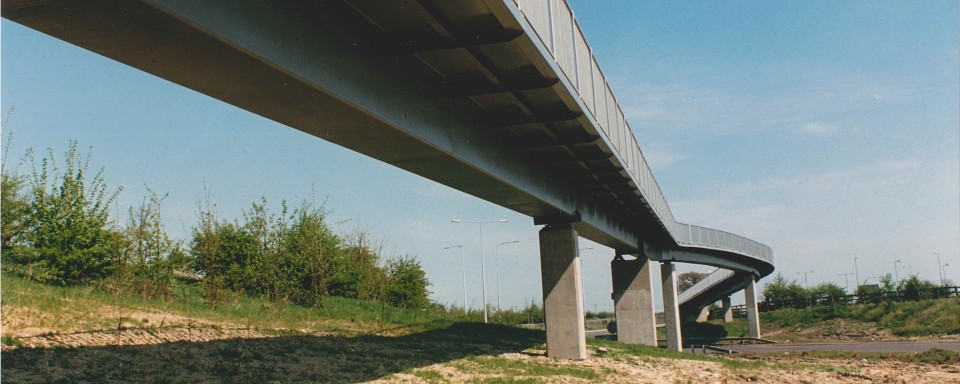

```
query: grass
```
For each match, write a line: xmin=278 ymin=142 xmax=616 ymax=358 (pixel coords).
xmin=5 ymin=272 xmax=956 ymax=382
xmin=693 ymin=299 xmax=960 ymax=340
xmin=1 ymin=271 xmax=458 ymax=336
xmin=760 ymin=299 xmax=960 ymax=337
xmin=454 ymin=355 xmax=610 ymax=380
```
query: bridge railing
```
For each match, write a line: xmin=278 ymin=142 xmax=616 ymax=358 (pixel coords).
xmin=512 ymin=0 xmax=772 ymax=265
xmin=679 ymin=268 xmax=735 ymax=304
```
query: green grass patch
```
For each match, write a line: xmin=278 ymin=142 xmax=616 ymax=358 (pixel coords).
xmin=760 ymin=299 xmax=960 ymax=337
xmin=1 ymin=271 xmax=460 ymax=335
xmin=1 ymin=333 xmax=21 ymax=348
xmin=587 ymin=338 xmax=768 ymax=372
xmin=456 ymin=355 xmax=608 ymax=380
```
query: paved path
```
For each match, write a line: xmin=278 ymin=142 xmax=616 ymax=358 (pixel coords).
xmin=585 ymin=330 xmax=611 ymax=339
xmin=724 ymin=341 xmax=960 ymax=354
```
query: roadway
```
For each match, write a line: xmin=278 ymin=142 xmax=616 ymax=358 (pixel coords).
xmin=725 ymin=341 xmax=960 ymax=354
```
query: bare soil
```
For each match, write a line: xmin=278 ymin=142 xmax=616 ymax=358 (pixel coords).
xmin=3 ymin=304 xmax=958 ymax=383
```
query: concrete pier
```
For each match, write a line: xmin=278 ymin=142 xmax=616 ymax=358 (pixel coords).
xmin=661 ymin=262 xmax=682 ymax=351
xmin=611 ymin=255 xmax=658 ymax=346
xmin=721 ymin=296 xmax=734 ymax=323
xmin=539 ymin=224 xmax=587 ymax=359
xmin=745 ymin=277 xmax=761 ymax=338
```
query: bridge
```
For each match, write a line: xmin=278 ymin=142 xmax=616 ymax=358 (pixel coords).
xmin=3 ymin=0 xmax=774 ymax=358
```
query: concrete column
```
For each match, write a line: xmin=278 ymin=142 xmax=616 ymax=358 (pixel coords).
xmin=745 ymin=277 xmax=761 ymax=339
xmin=721 ymin=297 xmax=734 ymax=323
xmin=660 ymin=262 xmax=682 ymax=351
xmin=695 ymin=306 xmax=710 ymax=323
xmin=611 ymin=256 xmax=657 ymax=346
xmin=539 ymin=224 xmax=587 ymax=359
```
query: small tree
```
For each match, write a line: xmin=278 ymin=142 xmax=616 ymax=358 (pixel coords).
xmin=880 ymin=273 xmax=896 ymax=292
xmin=117 ymin=188 xmax=180 ymax=299
xmin=15 ymin=142 xmax=122 ymax=285
xmin=275 ymin=200 xmax=341 ymax=306
xmin=0 ymin=109 xmax=29 ymax=257
xmin=809 ymin=282 xmax=846 ymax=304
xmin=1 ymin=172 xmax=29 ymax=260
xmin=899 ymin=275 xmax=938 ymax=301
xmin=677 ymin=271 xmax=708 ymax=292
xmin=383 ymin=256 xmax=430 ymax=309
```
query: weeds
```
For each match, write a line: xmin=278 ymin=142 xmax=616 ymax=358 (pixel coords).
xmin=2 ymin=333 xmax=22 ymax=348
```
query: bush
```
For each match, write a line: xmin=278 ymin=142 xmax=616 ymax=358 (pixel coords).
xmin=188 ymin=197 xmax=426 ymax=309
xmin=114 ymin=188 xmax=181 ymax=299
xmin=7 ymin=142 xmax=122 ymax=285
xmin=1 ymin=172 xmax=29 ymax=258
xmin=383 ymin=256 xmax=430 ymax=309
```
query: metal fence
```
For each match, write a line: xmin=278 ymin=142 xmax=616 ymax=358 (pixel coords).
xmin=511 ymin=0 xmax=772 ymax=264
xmin=715 ymin=286 xmax=960 ymax=319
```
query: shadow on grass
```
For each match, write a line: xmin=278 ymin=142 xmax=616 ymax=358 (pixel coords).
xmin=2 ymin=322 xmax=544 ymax=383
xmin=680 ymin=321 xmax=730 ymax=345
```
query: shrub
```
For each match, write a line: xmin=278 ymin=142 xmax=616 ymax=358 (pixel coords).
xmin=115 ymin=188 xmax=181 ymax=299
xmin=1 ymin=172 xmax=29 ymax=259
xmin=10 ymin=142 xmax=122 ymax=285
xmin=383 ymin=256 xmax=430 ymax=309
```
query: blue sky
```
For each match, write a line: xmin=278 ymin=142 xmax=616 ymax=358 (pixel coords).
xmin=2 ymin=1 xmax=958 ymax=311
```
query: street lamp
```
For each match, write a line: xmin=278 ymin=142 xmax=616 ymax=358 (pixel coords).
xmin=451 ymin=218 xmax=508 ymax=323
xmin=894 ymin=260 xmax=902 ymax=288
xmin=935 ymin=251 xmax=943 ymax=287
xmin=444 ymin=245 xmax=466 ymax=312
xmin=797 ymin=271 xmax=814 ymax=289
xmin=943 ymin=263 xmax=950 ymax=286
xmin=837 ymin=272 xmax=852 ymax=292
xmin=854 ymin=257 xmax=861 ymax=287
xmin=496 ymin=240 xmax=519 ymax=313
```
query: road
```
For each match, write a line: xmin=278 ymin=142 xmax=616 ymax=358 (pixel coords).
xmin=724 ymin=341 xmax=960 ymax=354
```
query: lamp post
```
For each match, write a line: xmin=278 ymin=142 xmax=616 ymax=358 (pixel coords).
xmin=837 ymin=273 xmax=852 ymax=292
xmin=444 ymin=245 xmax=466 ymax=312
xmin=451 ymin=218 xmax=508 ymax=323
xmin=797 ymin=271 xmax=814 ymax=289
xmin=894 ymin=260 xmax=902 ymax=288
xmin=935 ymin=252 xmax=943 ymax=287
xmin=495 ymin=240 xmax=519 ymax=313
xmin=943 ymin=263 xmax=950 ymax=285
xmin=854 ymin=257 xmax=861 ymax=287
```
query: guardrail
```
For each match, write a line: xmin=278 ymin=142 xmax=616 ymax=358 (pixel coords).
xmin=511 ymin=0 xmax=772 ymax=264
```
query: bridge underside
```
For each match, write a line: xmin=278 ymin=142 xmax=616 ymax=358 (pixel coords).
xmin=4 ymin=0 xmax=773 ymax=357
xmin=4 ymin=0 xmax=659 ymax=250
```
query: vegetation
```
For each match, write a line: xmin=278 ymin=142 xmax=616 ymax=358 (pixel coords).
xmin=678 ymin=271 xmax=708 ymax=292
xmin=2 ymin=142 xmax=123 ymax=285
xmin=762 ymin=272 xmax=947 ymax=307
xmin=2 ymin=139 xmax=433 ymax=316
xmin=760 ymin=299 xmax=960 ymax=337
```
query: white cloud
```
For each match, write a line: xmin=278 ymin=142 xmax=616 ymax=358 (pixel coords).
xmin=669 ymin=159 xmax=957 ymax=284
xmin=616 ymin=63 xmax=930 ymax=136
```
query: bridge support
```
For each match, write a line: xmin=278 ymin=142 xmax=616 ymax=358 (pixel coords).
xmin=745 ymin=277 xmax=761 ymax=338
xmin=660 ymin=262 xmax=682 ymax=351
xmin=721 ymin=297 xmax=734 ymax=323
xmin=539 ymin=224 xmax=587 ymax=359
xmin=611 ymin=255 xmax=657 ymax=346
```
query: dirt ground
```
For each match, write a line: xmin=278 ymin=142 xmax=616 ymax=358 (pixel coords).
xmin=3 ymin=306 xmax=959 ymax=383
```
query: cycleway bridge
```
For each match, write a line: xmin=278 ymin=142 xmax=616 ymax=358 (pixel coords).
xmin=3 ymin=0 xmax=774 ymax=358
